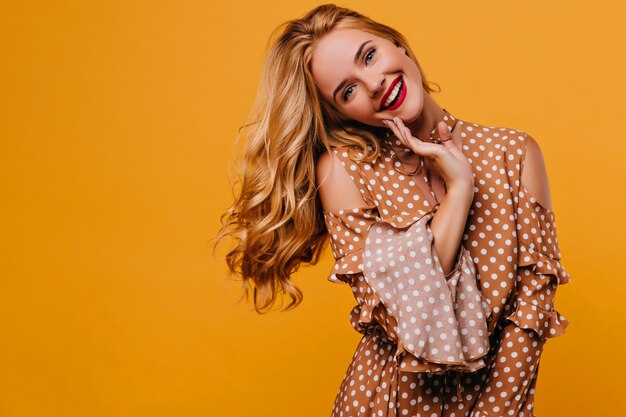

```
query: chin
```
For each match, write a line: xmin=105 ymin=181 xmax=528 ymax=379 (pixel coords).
xmin=397 ymin=103 xmax=423 ymax=125
xmin=404 ymin=109 xmax=423 ymax=124
xmin=390 ymin=85 xmax=423 ymax=123
xmin=405 ymin=90 xmax=424 ymax=121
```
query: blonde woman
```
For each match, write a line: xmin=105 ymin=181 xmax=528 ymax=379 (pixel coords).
xmin=215 ymin=4 xmax=572 ymax=416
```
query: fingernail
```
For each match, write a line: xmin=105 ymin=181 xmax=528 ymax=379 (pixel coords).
xmin=382 ymin=120 xmax=388 ymax=125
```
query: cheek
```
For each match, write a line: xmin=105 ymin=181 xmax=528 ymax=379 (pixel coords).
xmin=404 ymin=58 xmax=422 ymax=81
xmin=385 ymin=48 xmax=408 ymax=66
xmin=342 ymin=105 xmax=368 ymax=122
xmin=354 ymin=96 xmax=376 ymax=116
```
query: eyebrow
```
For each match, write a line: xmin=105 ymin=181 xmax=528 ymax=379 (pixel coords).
xmin=332 ymin=40 xmax=373 ymax=103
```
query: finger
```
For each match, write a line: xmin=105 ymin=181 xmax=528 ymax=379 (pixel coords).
xmin=393 ymin=118 xmax=442 ymax=159
xmin=394 ymin=117 xmax=416 ymax=147
xmin=384 ymin=119 xmax=407 ymax=145
xmin=383 ymin=119 xmax=399 ymax=138
xmin=437 ymin=121 xmax=457 ymax=151
xmin=395 ymin=118 xmax=427 ymax=145
xmin=392 ymin=118 xmax=410 ymax=143
xmin=438 ymin=121 xmax=452 ymax=141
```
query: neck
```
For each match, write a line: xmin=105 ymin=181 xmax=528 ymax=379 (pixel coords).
xmin=405 ymin=92 xmax=445 ymax=142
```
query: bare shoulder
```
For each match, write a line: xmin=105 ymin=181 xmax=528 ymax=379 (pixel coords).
xmin=316 ymin=148 xmax=371 ymax=213
xmin=520 ymin=133 xmax=553 ymax=211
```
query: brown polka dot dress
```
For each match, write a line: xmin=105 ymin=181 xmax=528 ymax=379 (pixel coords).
xmin=322 ymin=109 xmax=572 ymax=417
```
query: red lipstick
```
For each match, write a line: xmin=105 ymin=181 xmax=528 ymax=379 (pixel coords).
xmin=380 ymin=75 xmax=406 ymax=111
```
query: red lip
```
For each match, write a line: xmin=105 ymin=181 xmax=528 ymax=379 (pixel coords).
xmin=380 ymin=75 xmax=402 ymax=111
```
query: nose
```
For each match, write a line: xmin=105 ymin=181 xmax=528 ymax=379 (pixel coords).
xmin=365 ymin=74 xmax=385 ymax=98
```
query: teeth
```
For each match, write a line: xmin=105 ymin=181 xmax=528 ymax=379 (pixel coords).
xmin=384 ymin=81 xmax=402 ymax=108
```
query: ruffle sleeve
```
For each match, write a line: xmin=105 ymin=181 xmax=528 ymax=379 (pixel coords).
xmin=505 ymin=184 xmax=572 ymax=339
xmin=361 ymin=211 xmax=492 ymax=374
xmin=323 ymin=206 xmax=379 ymax=283
xmin=324 ymin=205 xmax=492 ymax=373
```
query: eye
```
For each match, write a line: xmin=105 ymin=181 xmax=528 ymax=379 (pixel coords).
xmin=365 ymin=48 xmax=376 ymax=65
xmin=342 ymin=85 xmax=355 ymax=101
xmin=342 ymin=48 xmax=377 ymax=102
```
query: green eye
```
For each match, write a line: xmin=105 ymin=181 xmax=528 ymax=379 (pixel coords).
xmin=342 ymin=48 xmax=376 ymax=102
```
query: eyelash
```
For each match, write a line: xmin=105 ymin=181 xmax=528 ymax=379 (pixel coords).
xmin=342 ymin=48 xmax=376 ymax=102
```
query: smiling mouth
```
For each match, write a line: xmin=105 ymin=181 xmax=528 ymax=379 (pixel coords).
xmin=380 ymin=76 xmax=403 ymax=111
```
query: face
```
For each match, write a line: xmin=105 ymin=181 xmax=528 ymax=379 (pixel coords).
xmin=311 ymin=28 xmax=425 ymax=127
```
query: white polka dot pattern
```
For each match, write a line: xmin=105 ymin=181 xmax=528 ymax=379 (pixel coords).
xmin=322 ymin=109 xmax=572 ymax=417
xmin=362 ymin=211 xmax=491 ymax=374
xmin=503 ymin=184 xmax=572 ymax=339
xmin=324 ymin=206 xmax=378 ymax=283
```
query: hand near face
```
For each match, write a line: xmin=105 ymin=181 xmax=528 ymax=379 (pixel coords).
xmin=383 ymin=118 xmax=474 ymax=192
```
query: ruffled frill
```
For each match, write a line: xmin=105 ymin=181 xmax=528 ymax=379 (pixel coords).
xmin=348 ymin=211 xmax=492 ymax=374
xmin=325 ymin=207 xmax=445 ymax=282
xmin=505 ymin=185 xmax=572 ymax=339
xmin=328 ymin=252 xmax=363 ymax=284
xmin=518 ymin=236 xmax=572 ymax=286
xmin=324 ymin=206 xmax=379 ymax=284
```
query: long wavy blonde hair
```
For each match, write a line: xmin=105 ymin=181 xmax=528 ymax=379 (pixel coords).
xmin=213 ymin=3 xmax=440 ymax=313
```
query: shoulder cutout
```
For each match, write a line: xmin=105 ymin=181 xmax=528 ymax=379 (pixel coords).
xmin=520 ymin=134 xmax=553 ymax=211
xmin=316 ymin=149 xmax=372 ymax=213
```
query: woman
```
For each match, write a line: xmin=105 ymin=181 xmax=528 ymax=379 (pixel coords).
xmin=215 ymin=4 xmax=572 ymax=416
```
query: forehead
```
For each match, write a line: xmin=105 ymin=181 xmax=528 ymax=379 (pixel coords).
xmin=311 ymin=28 xmax=383 ymax=94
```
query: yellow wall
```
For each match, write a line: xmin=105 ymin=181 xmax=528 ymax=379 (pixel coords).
xmin=1 ymin=1 xmax=624 ymax=416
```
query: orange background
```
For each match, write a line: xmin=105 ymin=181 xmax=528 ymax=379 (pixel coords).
xmin=1 ymin=1 xmax=625 ymax=416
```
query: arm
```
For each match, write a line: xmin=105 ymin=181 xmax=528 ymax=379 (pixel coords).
xmin=470 ymin=134 xmax=560 ymax=416
xmin=383 ymin=118 xmax=475 ymax=276
xmin=316 ymin=150 xmax=372 ymax=212
xmin=470 ymin=323 xmax=545 ymax=417
xmin=520 ymin=134 xmax=553 ymax=210
xmin=429 ymin=181 xmax=474 ymax=275
xmin=319 ymin=145 xmax=473 ymax=275
xmin=316 ymin=148 xmax=381 ymax=283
